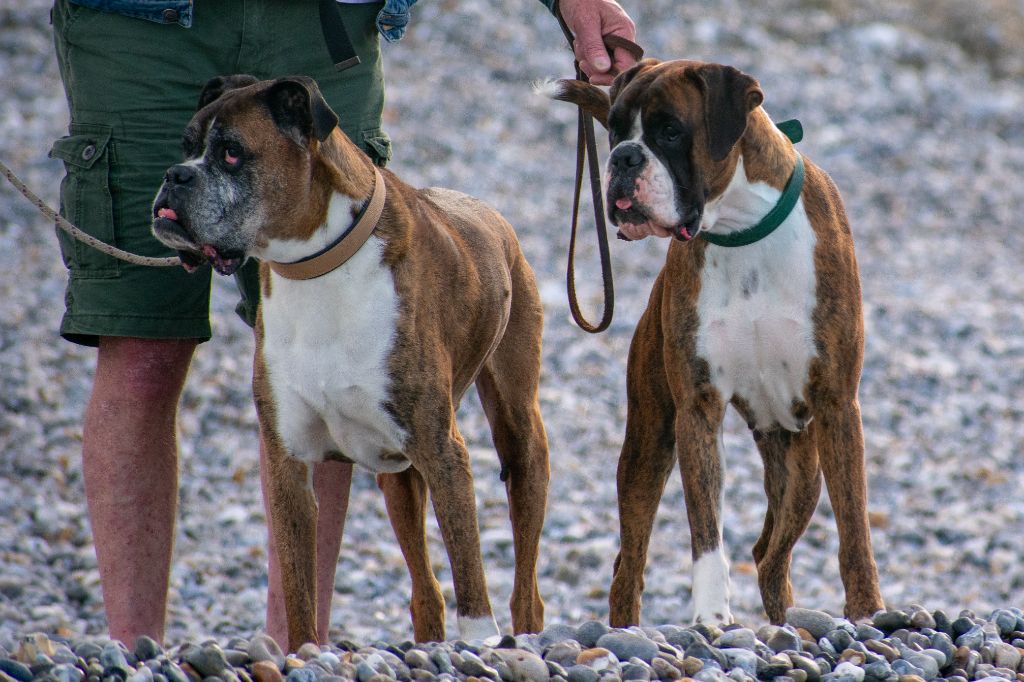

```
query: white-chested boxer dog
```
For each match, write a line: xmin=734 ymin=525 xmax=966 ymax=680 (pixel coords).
xmin=152 ymin=75 xmax=550 ymax=649
xmin=547 ymin=59 xmax=883 ymax=625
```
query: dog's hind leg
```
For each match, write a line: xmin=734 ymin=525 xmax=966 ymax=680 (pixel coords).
xmin=475 ymin=257 xmax=548 ymax=633
xmin=814 ymin=398 xmax=884 ymax=620
xmin=475 ymin=344 xmax=549 ymax=632
xmin=609 ymin=305 xmax=678 ymax=628
xmin=751 ymin=427 xmax=821 ymax=623
xmin=410 ymin=411 xmax=499 ymax=642
xmin=378 ymin=468 xmax=446 ymax=642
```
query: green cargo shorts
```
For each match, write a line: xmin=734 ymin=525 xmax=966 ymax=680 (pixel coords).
xmin=50 ymin=0 xmax=390 ymax=346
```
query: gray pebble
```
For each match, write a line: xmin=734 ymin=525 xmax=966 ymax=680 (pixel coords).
xmin=595 ymin=634 xmax=659 ymax=665
xmin=134 ymin=639 xmax=163 ymax=664
xmin=248 ymin=638 xmax=285 ymax=671
xmin=428 ymin=650 xmax=455 ymax=677
xmin=620 ymin=663 xmax=649 ymax=682
xmin=713 ymin=630 xmax=756 ymax=652
xmin=684 ymin=642 xmax=726 ymax=669
xmin=719 ymin=650 xmax=757 ymax=678
xmin=540 ymin=627 xmax=578 ymax=649
xmin=786 ymin=609 xmax=835 ymax=640
xmin=649 ymin=657 xmax=681 ymax=682
xmin=575 ymin=624 xmax=610 ymax=650
xmin=566 ymin=665 xmax=599 ymax=682
xmin=184 ymin=646 xmax=229 ymax=678
xmin=100 ymin=645 xmax=132 ymax=675
xmin=545 ymin=642 xmax=582 ymax=669
xmin=404 ymin=650 xmax=437 ymax=674
xmin=872 ymin=611 xmax=912 ymax=634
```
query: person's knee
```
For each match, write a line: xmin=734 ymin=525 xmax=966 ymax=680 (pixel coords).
xmin=94 ymin=336 xmax=197 ymax=404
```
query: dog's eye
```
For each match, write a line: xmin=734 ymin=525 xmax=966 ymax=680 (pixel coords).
xmin=223 ymin=143 xmax=243 ymax=166
xmin=659 ymin=126 xmax=682 ymax=143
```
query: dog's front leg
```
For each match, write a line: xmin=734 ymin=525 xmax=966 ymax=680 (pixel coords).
xmin=261 ymin=429 xmax=319 ymax=651
xmin=609 ymin=306 xmax=678 ymax=628
xmin=814 ymin=398 xmax=884 ymax=621
xmin=414 ymin=428 xmax=499 ymax=642
xmin=676 ymin=390 xmax=732 ymax=625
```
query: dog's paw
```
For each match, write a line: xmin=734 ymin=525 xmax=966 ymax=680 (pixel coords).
xmin=457 ymin=614 xmax=501 ymax=643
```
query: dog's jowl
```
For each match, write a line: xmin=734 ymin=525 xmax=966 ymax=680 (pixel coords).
xmin=153 ymin=75 xmax=550 ymax=649
xmin=549 ymin=59 xmax=884 ymax=625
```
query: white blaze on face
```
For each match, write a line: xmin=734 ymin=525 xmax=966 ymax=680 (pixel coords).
xmin=607 ymin=110 xmax=682 ymax=230
xmin=691 ymin=548 xmax=733 ymax=625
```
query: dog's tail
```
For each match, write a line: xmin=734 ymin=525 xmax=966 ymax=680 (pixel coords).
xmin=534 ymin=78 xmax=610 ymax=129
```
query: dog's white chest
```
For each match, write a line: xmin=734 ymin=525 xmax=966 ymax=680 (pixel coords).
xmin=696 ymin=169 xmax=818 ymax=432
xmin=261 ymin=236 xmax=409 ymax=472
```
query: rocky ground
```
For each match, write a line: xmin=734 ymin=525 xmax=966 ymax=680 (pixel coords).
xmin=1 ymin=0 xmax=1023 ymax=667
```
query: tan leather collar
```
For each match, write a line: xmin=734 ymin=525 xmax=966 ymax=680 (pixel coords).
xmin=268 ymin=167 xmax=386 ymax=280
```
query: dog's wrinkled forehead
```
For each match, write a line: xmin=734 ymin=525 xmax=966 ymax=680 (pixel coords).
xmin=607 ymin=60 xmax=707 ymax=141
xmin=181 ymin=84 xmax=271 ymax=159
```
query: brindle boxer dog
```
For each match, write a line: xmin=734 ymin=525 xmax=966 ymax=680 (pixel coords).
xmin=152 ymin=75 xmax=550 ymax=649
xmin=547 ymin=59 xmax=884 ymax=625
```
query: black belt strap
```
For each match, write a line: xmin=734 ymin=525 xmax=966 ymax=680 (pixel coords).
xmin=319 ymin=0 xmax=361 ymax=72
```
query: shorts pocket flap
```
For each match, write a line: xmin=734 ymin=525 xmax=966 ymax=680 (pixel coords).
xmin=49 ymin=125 xmax=112 ymax=170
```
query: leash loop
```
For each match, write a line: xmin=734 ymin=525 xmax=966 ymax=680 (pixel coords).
xmin=1 ymin=159 xmax=181 ymax=268
xmin=554 ymin=2 xmax=643 ymax=333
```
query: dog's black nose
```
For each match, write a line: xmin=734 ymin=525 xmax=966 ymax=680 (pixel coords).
xmin=166 ymin=164 xmax=196 ymax=186
xmin=609 ymin=143 xmax=644 ymax=173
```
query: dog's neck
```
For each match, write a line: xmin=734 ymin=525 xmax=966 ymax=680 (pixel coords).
xmin=701 ymin=110 xmax=799 ymax=238
xmin=257 ymin=130 xmax=382 ymax=267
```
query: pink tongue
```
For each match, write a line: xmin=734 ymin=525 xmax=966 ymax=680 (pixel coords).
xmin=158 ymin=207 xmax=178 ymax=220
xmin=202 ymin=245 xmax=219 ymax=259
xmin=615 ymin=197 xmax=633 ymax=210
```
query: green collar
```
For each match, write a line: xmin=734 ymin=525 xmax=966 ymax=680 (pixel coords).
xmin=700 ymin=119 xmax=805 ymax=248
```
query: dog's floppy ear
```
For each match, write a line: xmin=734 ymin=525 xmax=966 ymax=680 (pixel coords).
xmin=694 ymin=64 xmax=763 ymax=161
xmin=543 ymin=79 xmax=611 ymax=129
xmin=264 ymin=76 xmax=340 ymax=145
xmin=608 ymin=58 xmax=661 ymax=106
xmin=197 ymin=74 xmax=259 ymax=112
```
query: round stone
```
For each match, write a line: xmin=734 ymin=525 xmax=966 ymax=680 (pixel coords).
xmin=545 ymin=642 xmax=582 ymax=669
xmin=786 ymin=609 xmax=835 ymax=640
xmin=251 ymin=661 xmax=284 ymax=682
xmin=595 ymin=633 xmax=660 ymax=664
xmin=492 ymin=649 xmax=550 ymax=682
xmin=566 ymin=665 xmax=599 ymax=682
xmin=576 ymin=623 xmax=610 ymax=649
xmin=714 ymin=629 xmax=756 ymax=651
xmin=575 ymin=649 xmax=619 ymax=672
xmin=872 ymin=611 xmax=912 ymax=634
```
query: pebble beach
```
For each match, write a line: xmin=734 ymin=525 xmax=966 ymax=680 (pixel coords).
xmin=2 ymin=0 xmax=1024 ymax=679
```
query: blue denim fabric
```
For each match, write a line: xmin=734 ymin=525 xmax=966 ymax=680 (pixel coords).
xmin=68 ymin=0 xmax=193 ymax=27
xmin=68 ymin=0 xmax=559 ymax=40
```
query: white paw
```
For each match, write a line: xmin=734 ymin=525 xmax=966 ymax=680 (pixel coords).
xmin=692 ymin=549 xmax=733 ymax=625
xmin=457 ymin=615 xmax=500 ymax=643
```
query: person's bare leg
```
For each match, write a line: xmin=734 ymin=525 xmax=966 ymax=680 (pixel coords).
xmin=82 ymin=336 xmax=197 ymax=645
xmin=261 ymin=439 xmax=353 ymax=650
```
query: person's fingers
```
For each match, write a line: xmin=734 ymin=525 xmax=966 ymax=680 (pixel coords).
xmin=611 ymin=44 xmax=639 ymax=74
xmin=573 ymin=34 xmax=611 ymax=77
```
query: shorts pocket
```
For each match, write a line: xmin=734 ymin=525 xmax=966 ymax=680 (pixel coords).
xmin=361 ymin=128 xmax=392 ymax=167
xmin=49 ymin=123 xmax=120 ymax=278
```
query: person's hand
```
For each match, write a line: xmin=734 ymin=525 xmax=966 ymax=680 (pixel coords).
xmin=558 ymin=0 xmax=637 ymax=85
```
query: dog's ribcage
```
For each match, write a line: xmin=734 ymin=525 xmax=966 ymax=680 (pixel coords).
xmin=261 ymin=235 xmax=410 ymax=472
xmin=696 ymin=158 xmax=818 ymax=432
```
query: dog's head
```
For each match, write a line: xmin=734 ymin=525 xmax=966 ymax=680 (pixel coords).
xmin=151 ymin=75 xmax=339 ymax=274
xmin=548 ymin=59 xmax=763 ymax=242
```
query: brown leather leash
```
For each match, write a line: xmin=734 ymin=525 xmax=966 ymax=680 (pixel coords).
xmin=554 ymin=3 xmax=643 ymax=333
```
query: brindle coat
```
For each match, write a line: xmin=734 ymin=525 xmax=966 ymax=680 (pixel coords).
xmin=552 ymin=60 xmax=884 ymax=625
